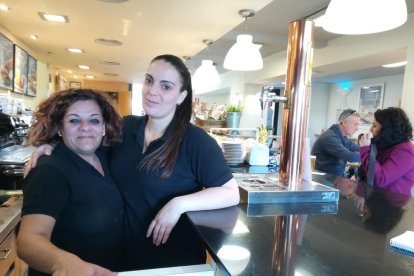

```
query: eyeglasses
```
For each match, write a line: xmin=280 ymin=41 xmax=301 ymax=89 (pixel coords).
xmin=340 ymin=110 xmax=357 ymax=122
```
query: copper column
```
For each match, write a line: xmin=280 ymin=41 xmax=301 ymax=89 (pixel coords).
xmin=279 ymin=19 xmax=314 ymax=189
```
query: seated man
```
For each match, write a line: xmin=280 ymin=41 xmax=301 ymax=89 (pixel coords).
xmin=311 ymin=109 xmax=361 ymax=176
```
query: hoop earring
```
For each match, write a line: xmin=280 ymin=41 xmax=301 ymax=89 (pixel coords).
xmin=58 ymin=131 xmax=62 ymax=137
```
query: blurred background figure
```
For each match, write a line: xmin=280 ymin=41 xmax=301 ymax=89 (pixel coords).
xmin=311 ymin=109 xmax=361 ymax=176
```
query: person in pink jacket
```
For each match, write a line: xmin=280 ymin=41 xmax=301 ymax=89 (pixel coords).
xmin=355 ymin=107 xmax=414 ymax=210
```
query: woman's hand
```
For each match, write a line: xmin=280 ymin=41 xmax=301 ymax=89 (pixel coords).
xmin=146 ymin=197 xmax=183 ymax=246
xmin=51 ymin=255 xmax=116 ymax=276
xmin=351 ymin=194 xmax=365 ymax=211
xmin=24 ymin=144 xmax=55 ymax=178
xmin=359 ymin=133 xmax=372 ymax=147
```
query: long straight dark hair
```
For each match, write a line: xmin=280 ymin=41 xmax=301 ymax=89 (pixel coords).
xmin=139 ymin=54 xmax=193 ymax=178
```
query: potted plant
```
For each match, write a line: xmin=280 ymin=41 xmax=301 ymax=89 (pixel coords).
xmin=226 ymin=103 xmax=243 ymax=128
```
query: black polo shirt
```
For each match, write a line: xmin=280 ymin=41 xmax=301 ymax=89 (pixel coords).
xmin=22 ymin=143 xmax=125 ymax=275
xmin=110 ymin=115 xmax=233 ymax=270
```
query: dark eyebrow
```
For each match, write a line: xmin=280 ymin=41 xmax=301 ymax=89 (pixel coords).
xmin=160 ymin=80 xmax=175 ymax=87
xmin=65 ymin=113 xmax=101 ymax=117
xmin=145 ymin=73 xmax=175 ymax=87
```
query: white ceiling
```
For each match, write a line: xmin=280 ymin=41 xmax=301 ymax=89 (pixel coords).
xmin=0 ymin=0 xmax=412 ymax=86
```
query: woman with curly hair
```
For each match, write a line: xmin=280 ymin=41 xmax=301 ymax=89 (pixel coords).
xmin=18 ymin=89 xmax=123 ymax=275
xmin=358 ymin=107 xmax=414 ymax=202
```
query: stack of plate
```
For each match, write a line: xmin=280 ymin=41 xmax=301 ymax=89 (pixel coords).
xmin=221 ymin=141 xmax=245 ymax=165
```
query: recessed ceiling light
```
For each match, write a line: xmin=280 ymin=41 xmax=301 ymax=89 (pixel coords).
xmin=103 ymin=73 xmax=119 ymax=76
xmin=98 ymin=0 xmax=129 ymax=2
xmin=38 ymin=12 xmax=69 ymax=23
xmin=95 ymin=38 xmax=122 ymax=46
xmin=0 ymin=4 xmax=10 ymax=11
xmin=382 ymin=61 xmax=407 ymax=68
xmin=100 ymin=61 xmax=121 ymax=65
xmin=77 ymin=65 xmax=90 ymax=70
xmin=30 ymin=35 xmax=38 ymax=40
xmin=86 ymin=75 xmax=95 ymax=79
xmin=67 ymin=70 xmax=73 ymax=74
xmin=67 ymin=48 xmax=84 ymax=53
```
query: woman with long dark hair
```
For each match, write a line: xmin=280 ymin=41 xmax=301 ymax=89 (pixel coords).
xmin=109 ymin=54 xmax=239 ymax=270
xmin=357 ymin=107 xmax=414 ymax=207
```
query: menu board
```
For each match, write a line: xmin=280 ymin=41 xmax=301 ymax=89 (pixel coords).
xmin=0 ymin=33 xmax=14 ymax=90
xmin=13 ymin=45 xmax=28 ymax=94
xmin=27 ymin=55 xmax=37 ymax=96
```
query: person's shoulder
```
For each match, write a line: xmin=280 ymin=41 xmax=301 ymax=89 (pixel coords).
xmin=123 ymin=115 xmax=145 ymax=130
xmin=317 ymin=125 xmax=337 ymax=139
xmin=186 ymin=123 xmax=214 ymax=139
xmin=395 ymin=141 xmax=414 ymax=152
xmin=184 ymin=123 xmax=219 ymax=147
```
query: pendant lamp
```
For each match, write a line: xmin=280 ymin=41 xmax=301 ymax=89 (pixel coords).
xmin=192 ymin=40 xmax=221 ymax=93
xmin=322 ymin=0 xmax=407 ymax=35
xmin=223 ymin=9 xmax=263 ymax=71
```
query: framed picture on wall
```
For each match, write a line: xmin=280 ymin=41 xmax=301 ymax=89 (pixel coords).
xmin=0 ymin=33 xmax=14 ymax=90
xmin=13 ymin=44 xmax=29 ymax=94
xmin=26 ymin=55 xmax=37 ymax=97
xmin=358 ymin=83 xmax=385 ymax=125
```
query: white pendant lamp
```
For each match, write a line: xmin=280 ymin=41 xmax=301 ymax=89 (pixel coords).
xmin=192 ymin=40 xmax=221 ymax=93
xmin=322 ymin=0 xmax=407 ymax=35
xmin=193 ymin=59 xmax=220 ymax=93
xmin=223 ymin=9 xmax=263 ymax=71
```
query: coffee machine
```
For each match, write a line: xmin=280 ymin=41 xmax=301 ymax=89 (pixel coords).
xmin=0 ymin=112 xmax=33 ymax=190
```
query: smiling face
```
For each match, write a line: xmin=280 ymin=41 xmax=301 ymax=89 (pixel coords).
xmin=60 ymin=100 xmax=105 ymax=158
xmin=142 ymin=59 xmax=188 ymax=123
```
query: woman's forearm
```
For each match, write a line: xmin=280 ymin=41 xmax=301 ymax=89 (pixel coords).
xmin=17 ymin=234 xmax=79 ymax=274
xmin=176 ymin=178 xmax=240 ymax=213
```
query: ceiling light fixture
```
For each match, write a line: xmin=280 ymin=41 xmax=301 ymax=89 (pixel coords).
xmin=86 ymin=75 xmax=95 ymax=79
xmin=322 ymin=0 xmax=407 ymax=35
xmin=0 ymin=5 xmax=10 ymax=11
xmin=30 ymin=35 xmax=38 ymax=40
xmin=192 ymin=40 xmax=221 ymax=93
xmin=77 ymin=65 xmax=90 ymax=70
xmin=223 ymin=9 xmax=263 ymax=71
xmin=38 ymin=12 xmax=69 ymax=23
xmin=382 ymin=61 xmax=407 ymax=68
xmin=94 ymin=38 xmax=122 ymax=46
xmin=67 ymin=48 xmax=84 ymax=53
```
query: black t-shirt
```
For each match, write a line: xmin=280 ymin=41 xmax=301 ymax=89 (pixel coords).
xmin=110 ymin=115 xmax=233 ymax=270
xmin=22 ymin=143 xmax=125 ymax=275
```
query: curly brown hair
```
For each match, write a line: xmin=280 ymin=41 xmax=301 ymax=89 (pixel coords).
xmin=29 ymin=89 xmax=123 ymax=146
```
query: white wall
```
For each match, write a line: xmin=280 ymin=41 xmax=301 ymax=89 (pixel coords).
xmin=308 ymin=83 xmax=330 ymax=146
xmin=196 ymin=93 xmax=229 ymax=107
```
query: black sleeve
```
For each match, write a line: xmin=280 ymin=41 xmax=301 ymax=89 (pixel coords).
xmin=188 ymin=128 xmax=233 ymax=188
xmin=22 ymin=164 xmax=70 ymax=219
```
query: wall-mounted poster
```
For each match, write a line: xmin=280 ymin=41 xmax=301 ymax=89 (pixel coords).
xmin=27 ymin=55 xmax=37 ymax=96
xmin=0 ymin=33 xmax=14 ymax=90
xmin=13 ymin=45 xmax=28 ymax=94
xmin=358 ymin=83 xmax=385 ymax=125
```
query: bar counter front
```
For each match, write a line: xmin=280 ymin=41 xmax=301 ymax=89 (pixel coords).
xmin=187 ymin=171 xmax=414 ymax=276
